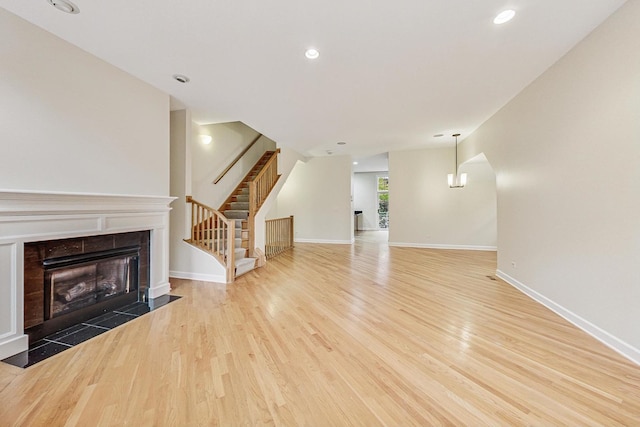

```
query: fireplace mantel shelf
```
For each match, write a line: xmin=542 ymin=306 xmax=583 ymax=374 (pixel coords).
xmin=0 ymin=190 xmax=176 ymax=216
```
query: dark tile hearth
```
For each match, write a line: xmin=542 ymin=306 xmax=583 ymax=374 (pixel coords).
xmin=2 ymin=296 xmax=180 ymax=369
xmin=86 ymin=311 xmax=137 ymax=329
xmin=47 ymin=323 xmax=108 ymax=346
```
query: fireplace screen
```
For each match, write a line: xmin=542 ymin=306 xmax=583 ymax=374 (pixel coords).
xmin=44 ymin=247 xmax=139 ymax=320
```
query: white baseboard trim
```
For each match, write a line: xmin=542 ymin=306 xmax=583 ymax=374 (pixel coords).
xmin=294 ymin=238 xmax=353 ymax=245
xmin=496 ymin=270 xmax=640 ymax=366
xmin=0 ymin=334 xmax=29 ymax=361
xmin=388 ymin=242 xmax=497 ymax=251
xmin=170 ymin=270 xmax=226 ymax=284
xmin=147 ymin=281 xmax=172 ymax=299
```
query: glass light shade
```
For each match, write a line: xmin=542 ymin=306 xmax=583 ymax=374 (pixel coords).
xmin=448 ymin=173 xmax=467 ymax=187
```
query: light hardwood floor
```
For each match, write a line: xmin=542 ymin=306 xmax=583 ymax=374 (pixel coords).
xmin=1 ymin=242 xmax=639 ymax=425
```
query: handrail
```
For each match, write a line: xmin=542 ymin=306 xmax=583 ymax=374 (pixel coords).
xmin=250 ymin=148 xmax=280 ymax=213
xmin=213 ymin=133 xmax=263 ymax=184
xmin=265 ymin=216 xmax=294 ymax=259
xmin=248 ymin=150 xmax=281 ymax=253
xmin=185 ymin=196 xmax=235 ymax=282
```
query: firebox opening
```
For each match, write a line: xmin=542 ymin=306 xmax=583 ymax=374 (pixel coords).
xmin=44 ymin=246 xmax=140 ymax=321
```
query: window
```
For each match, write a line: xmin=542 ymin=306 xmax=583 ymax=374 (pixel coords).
xmin=377 ymin=176 xmax=389 ymax=229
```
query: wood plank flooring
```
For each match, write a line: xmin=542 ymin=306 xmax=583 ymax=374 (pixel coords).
xmin=1 ymin=241 xmax=639 ymax=425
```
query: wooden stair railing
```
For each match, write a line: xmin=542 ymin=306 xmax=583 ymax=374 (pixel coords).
xmin=265 ymin=215 xmax=294 ymax=259
xmin=213 ymin=133 xmax=262 ymax=184
xmin=248 ymin=149 xmax=281 ymax=253
xmin=185 ymin=196 xmax=235 ymax=282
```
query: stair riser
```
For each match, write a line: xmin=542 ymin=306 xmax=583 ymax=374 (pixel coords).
xmin=223 ymin=248 xmax=247 ymax=259
xmin=206 ymin=238 xmax=243 ymax=246
xmin=235 ymin=248 xmax=247 ymax=259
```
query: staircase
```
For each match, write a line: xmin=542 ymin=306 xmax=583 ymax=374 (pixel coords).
xmin=219 ymin=150 xmax=277 ymax=260
xmin=185 ymin=149 xmax=280 ymax=283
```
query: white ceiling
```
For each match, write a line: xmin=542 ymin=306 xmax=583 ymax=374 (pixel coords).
xmin=0 ymin=0 xmax=626 ymax=158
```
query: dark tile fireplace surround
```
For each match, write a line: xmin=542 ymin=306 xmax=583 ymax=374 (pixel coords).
xmin=23 ymin=231 xmax=150 ymax=343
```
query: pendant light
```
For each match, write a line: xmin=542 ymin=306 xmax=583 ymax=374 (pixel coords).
xmin=447 ymin=133 xmax=467 ymax=188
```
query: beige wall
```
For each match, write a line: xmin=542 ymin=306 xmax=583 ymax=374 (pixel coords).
xmin=462 ymin=1 xmax=640 ymax=361
xmin=389 ymin=148 xmax=497 ymax=249
xmin=0 ymin=9 xmax=169 ymax=196
xmin=274 ymin=156 xmax=352 ymax=243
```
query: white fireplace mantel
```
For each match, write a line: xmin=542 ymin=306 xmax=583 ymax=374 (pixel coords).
xmin=0 ymin=190 xmax=176 ymax=360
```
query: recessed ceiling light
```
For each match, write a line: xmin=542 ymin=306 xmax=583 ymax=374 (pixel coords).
xmin=494 ymin=10 xmax=515 ymax=24
xmin=433 ymin=134 xmax=444 ymax=138
xmin=47 ymin=0 xmax=79 ymax=14
xmin=353 ymin=161 xmax=359 ymax=165
xmin=172 ymin=74 xmax=190 ymax=83
xmin=305 ymin=48 xmax=320 ymax=59
xmin=337 ymin=141 xmax=346 ymax=145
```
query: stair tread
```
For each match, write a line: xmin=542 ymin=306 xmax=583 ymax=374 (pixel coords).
xmin=235 ymin=257 xmax=256 ymax=266
xmin=224 ymin=210 xmax=249 ymax=219
xmin=223 ymin=247 xmax=247 ymax=259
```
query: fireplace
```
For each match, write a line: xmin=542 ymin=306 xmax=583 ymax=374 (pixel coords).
xmin=0 ymin=190 xmax=173 ymax=360
xmin=24 ymin=231 xmax=150 ymax=342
